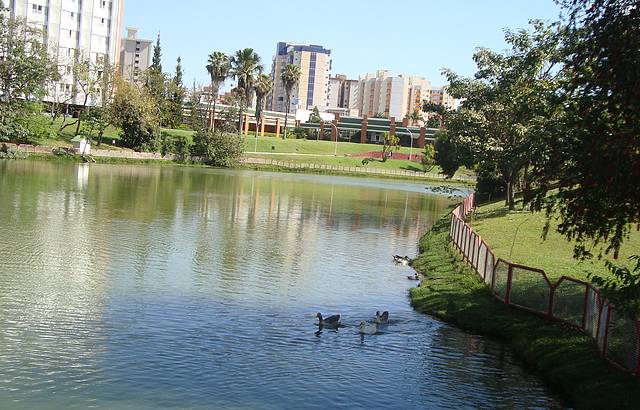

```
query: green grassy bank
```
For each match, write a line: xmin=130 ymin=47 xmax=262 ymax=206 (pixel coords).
xmin=470 ymin=200 xmax=640 ymax=281
xmin=409 ymin=212 xmax=640 ymax=409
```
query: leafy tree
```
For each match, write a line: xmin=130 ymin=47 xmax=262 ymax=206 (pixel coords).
xmin=281 ymin=63 xmax=300 ymax=139
xmin=590 ymin=256 xmax=640 ymax=319
xmin=422 ymin=101 xmax=447 ymax=128
xmin=109 ymin=77 xmax=160 ymax=150
xmin=205 ymin=51 xmax=230 ymax=132
xmin=445 ymin=21 xmax=562 ymax=209
xmin=0 ymin=1 xmax=58 ymax=103
xmin=309 ymin=106 xmax=322 ymax=123
xmin=433 ymin=129 xmax=471 ymax=178
xmin=527 ymin=0 xmax=640 ymax=258
xmin=253 ymin=73 xmax=272 ymax=137
xmin=188 ymin=82 xmax=207 ymax=132
xmin=381 ymin=131 xmax=399 ymax=162
xmin=421 ymin=144 xmax=436 ymax=172
xmin=82 ymin=107 xmax=110 ymax=146
xmin=231 ymin=48 xmax=262 ymax=133
xmin=66 ymin=57 xmax=115 ymax=136
xmin=0 ymin=1 xmax=58 ymax=141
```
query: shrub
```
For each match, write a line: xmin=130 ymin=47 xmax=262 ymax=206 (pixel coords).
xmin=190 ymin=130 xmax=244 ymax=167
xmin=422 ymin=144 xmax=436 ymax=172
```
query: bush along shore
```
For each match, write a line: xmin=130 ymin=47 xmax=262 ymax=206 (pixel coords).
xmin=409 ymin=211 xmax=640 ymax=409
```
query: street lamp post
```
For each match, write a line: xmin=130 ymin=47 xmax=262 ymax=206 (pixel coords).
xmin=332 ymin=123 xmax=339 ymax=156
xmin=406 ymin=128 xmax=414 ymax=161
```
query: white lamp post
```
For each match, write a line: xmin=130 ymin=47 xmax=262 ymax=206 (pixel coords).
xmin=406 ymin=128 xmax=414 ymax=161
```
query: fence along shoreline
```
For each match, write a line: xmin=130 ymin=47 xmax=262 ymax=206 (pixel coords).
xmin=450 ymin=194 xmax=640 ymax=376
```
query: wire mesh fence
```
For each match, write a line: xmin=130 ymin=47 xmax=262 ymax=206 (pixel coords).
xmin=447 ymin=194 xmax=640 ymax=376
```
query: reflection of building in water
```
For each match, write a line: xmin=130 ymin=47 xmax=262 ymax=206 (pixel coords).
xmin=77 ymin=164 xmax=90 ymax=190
xmin=0 ymin=185 xmax=109 ymax=373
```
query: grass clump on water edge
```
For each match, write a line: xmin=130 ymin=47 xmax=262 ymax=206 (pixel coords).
xmin=409 ymin=212 xmax=640 ymax=409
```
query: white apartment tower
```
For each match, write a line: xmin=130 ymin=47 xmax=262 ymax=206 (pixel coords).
xmin=268 ymin=42 xmax=331 ymax=113
xmin=120 ymin=27 xmax=152 ymax=84
xmin=9 ymin=0 xmax=124 ymax=105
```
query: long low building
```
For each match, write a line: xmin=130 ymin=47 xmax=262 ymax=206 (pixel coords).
xmin=187 ymin=101 xmax=437 ymax=148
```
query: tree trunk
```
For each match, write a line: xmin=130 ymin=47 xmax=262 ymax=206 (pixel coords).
xmin=237 ymin=95 xmax=244 ymax=134
xmin=211 ymin=97 xmax=217 ymax=132
xmin=505 ymin=173 xmax=515 ymax=210
xmin=283 ymin=94 xmax=290 ymax=140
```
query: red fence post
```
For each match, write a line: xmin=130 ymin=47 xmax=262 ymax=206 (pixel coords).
xmin=505 ymin=264 xmax=513 ymax=305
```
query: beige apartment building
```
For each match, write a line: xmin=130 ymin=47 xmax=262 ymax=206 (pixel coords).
xmin=9 ymin=0 xmax=124 ymax=106
xmin=355 ymin=70 xmax=458 ymax=121
xmin=357 ymin=70 xmax=431 ymax=120
xmin=327 ymin=74 xmax=359 ymax=116
xmin=268 ymin=42 xmax=331 ymax=113
xmin=119 ymin=27 xmax=152 ymax=84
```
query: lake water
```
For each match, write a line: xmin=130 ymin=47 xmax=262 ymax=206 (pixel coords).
xmin=0 ymin=161 xmax=561 ymax=409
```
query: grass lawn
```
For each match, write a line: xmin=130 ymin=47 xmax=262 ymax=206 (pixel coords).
xmin=242 ymin=135 xmax=420 ymax=156
xmin=469 ymin=200 xmax=640 ymax=282
xmin=410 ymin=213 xmax=640 ymax=409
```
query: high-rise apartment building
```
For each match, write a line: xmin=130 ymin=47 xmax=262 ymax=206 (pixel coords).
xmin=268 ymin=42 xmax=331 ymax=113
xmin=327 ymin=74 xmax=359 ymax=116
xmin=357 ymin=70 xmax=432 ymax=120
xmin=9 ymin=0 xmax=124 ymax=105
xmin=119 ymin=27 xmax=152 ymax=84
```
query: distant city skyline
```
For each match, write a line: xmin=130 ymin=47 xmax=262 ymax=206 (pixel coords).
xmin=123 ymin=0 xmax=564 ymax=88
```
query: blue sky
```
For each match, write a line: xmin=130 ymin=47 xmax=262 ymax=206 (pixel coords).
xmin=123 ymin=0 xmax=564 ymax=88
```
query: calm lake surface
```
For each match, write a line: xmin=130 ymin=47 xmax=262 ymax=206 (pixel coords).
xmin=0 ymin=161 xmax=561 ymax=409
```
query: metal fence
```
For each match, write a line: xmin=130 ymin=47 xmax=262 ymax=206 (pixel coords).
xmin=450 ymin=194 xmax=640 ymax=376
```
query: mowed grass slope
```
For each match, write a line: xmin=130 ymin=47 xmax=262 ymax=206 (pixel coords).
xmin=410 ymin=214 xmax=640 ymax=409
xmin=470 ymin=200 xmax=640 ymax=282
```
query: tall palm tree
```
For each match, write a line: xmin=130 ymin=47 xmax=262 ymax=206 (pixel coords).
xmin=206 ymin=51 xmax=230 ymax=132
xmin=281 ymin=64 xmax=301 ymax=139
xmin=231 ymin=48 xmax=263 ymax=133
xmin=254 ymin=74 xmax=273 ymax=138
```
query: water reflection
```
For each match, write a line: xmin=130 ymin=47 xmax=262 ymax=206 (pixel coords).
xmin=0 ymin=161 xmax=560 ymax=409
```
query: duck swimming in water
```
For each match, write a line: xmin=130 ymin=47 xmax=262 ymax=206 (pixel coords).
xmin=358 ymin=321 xmax=378 ymax=335
xmin=393 ymin=255 xmax=413 ymax=266
xmin=408 ymin=273 xmax=420 ymax=281
xmin=316 ymin=312 xmax=341 ymax=328
xmin=375 ymin=311 xmax=389 ymax=324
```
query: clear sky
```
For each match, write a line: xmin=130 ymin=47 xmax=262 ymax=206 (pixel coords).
xmin=123 ymin=0 xmax=564 ymax=88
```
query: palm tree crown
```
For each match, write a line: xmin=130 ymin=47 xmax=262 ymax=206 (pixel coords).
xmin=206 ymin=52 xmax=231 ymax=97
xmin=231 ymin=48 xmax=263 ymax=133
xmin=281 ymin=64 xmax=301 ymax=101
xmin=231 ymin=48 xmax=263 ymax=102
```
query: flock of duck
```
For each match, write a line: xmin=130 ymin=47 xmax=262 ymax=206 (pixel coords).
xmin=316 ymin=311 xmax=390 ymax=335
xmin=314 ymin=254 xmax=419 ymax=336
